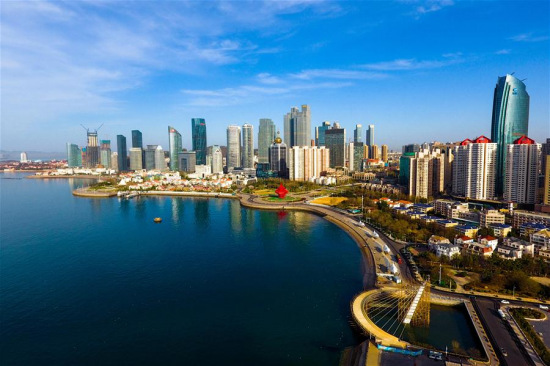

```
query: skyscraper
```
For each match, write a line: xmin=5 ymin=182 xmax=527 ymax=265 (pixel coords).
xmin=284 ymin=105 xmax=310 ymax=147
xmin=381 ymin=144 xmax=388 ymax=163
xmin=110 ymin=152 xmax=118 ymax=171
xmin=325 ymin=124 xmax=346 ymax=168
xmin=504 ymin=136 xmax=540 ymax=204
xmin=354 ymin=124 xmax=363 ymax=144
xmin=116 ymin=135 xmax=128 ymax=172
xmin=452 ymin=136 xmax=497 ymax=200
xmin=367 ymin=125 xmax=375 ymax=159
xmin=144 ymin=145 xmax=158 ymax=170
xmin=85 ymin=130 xmax=99 ymax=168
xmin=168 ymin=126 xmax=182 ymax=171
xmin=242 ymin=123 xmax=254 ymax=169
xmin=178 ymin=151 xmax=196 ymax=173
xmin=491 ymin=74 xmax=529 ymax=195
xmin=258 ymin=118 xmax=276 ymax=163
xmin=191 ymin=118 xmax=207 ymax=165
xmin=288 ymin=146 xmax=330 ymax=181
xmin=211 ymin=145 xmax=223 ymax=174
xmin=100 ymin=140 xmax=111 ymax=168
xmin=269 ymin=131 xmax=287 ymax=177
xmin=315 ymin=121 xmax=331 ymax=146
xmin=226 ymin=125 xmax=241 ymax=171
xmin=20 ymin=152 xmax=28 ymax=163
xmin=129 ymin=148 xmax=143 ymax=171
xmin=66 ymin=143 xmax=81 ymax=167
xmin=131 ymin=130 xmax=143 ymax=149
xmin=371 ymin=145 xmax=379 ymax=160
xmin=155 ymin=146 xmax=166 ymax=171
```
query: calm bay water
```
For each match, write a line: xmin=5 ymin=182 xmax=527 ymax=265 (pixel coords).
xmin=0 ymin=173 xmax=364 ymax=365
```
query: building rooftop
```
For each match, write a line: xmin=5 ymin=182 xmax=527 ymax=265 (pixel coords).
xmin=490 ymin=223 xmax=512 ymax=229
xmin=533 ymin=229 xmax=550 ymax=238
xmin=521 ymin=222 xmax=549 ymax=230
xmin=479 ymin=235 xmax=497 ymax=241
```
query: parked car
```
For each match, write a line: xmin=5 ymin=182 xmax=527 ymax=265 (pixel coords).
xmin=501 ymin=300 xmax=510 ymax=304
xmin=539 ymin=304 xmax=549 ymax=310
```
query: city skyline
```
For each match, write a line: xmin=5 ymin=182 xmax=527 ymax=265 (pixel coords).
xmin=2 ymin=1 xmax=549 ymax=152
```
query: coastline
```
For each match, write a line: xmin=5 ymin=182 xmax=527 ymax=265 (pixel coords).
xmin=27 ymin=174 xmax=101 ymax=180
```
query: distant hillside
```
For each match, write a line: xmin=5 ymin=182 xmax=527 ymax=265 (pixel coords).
xmin=0 ymin=151 xmax=66 ymax=161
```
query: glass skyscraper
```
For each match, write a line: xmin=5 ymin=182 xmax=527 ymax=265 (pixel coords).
xmin=66 ymin=143 xmax=81 ymax=167
xmin=325 ymin=124 xmax=346 ymax=168
xmin=168 ymin=126 xmax=182 ymax=171
xmin=284 ymin=105 xmax=310 ymax=147
xmin=354 ymin=124 xmax=363 ymax=144
xmin=258 ymin=118 xmax=276 ymax=163
xmin=491 ymin=74 xmax=529 ymax=195
xmin=116 ymin=135 xmax=128 ymax=172
xmin=366 ymin=124 xmax=375 ymax=157
xmin=315 ymin=121 xmax=331 ymax=146
xmin=226 ymin=125 xmax=241 ymax=171
xmin=191 ymin=118 xmax=207 ymax=165
xmin=131 ymin=130 xmax=143 ymax=149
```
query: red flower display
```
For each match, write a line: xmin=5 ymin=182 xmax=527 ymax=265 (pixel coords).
xmin=275 ymin=183 xmax=288 ymax=199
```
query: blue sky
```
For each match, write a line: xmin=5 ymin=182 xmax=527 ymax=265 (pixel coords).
xmin=2 ymin=0 xmax=549 ymax=152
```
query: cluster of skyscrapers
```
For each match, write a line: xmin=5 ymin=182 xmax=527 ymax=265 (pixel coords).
xmin=399 ymin=74 xmax=550 ymax=206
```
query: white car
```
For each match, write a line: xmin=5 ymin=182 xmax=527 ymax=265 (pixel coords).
xmin=539 ymin=304 xmax=549 ymax=310
xmin=501 ymin=300 xmax=510 ymax=304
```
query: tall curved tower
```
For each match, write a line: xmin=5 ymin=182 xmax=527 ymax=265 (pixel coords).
xmin=491 ymin=74 xmax=529 ymax=195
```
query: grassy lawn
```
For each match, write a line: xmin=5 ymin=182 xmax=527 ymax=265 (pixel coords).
xmin=310 ymin=196 xmax=348 ymax=206
xmin=254 ymin=189 xmax=275 ymax=196
xmin=263 ymin=195 xmax=301 ymax=202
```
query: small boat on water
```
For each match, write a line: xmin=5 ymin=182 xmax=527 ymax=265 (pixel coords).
xmin=153 ymin=217 xmax=162 ymax=223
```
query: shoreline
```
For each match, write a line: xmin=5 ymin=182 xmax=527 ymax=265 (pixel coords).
xmin=27 ymin=174 xmax=101 ymax=180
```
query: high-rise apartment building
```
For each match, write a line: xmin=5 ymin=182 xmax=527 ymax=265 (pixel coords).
xmin=155 ymin=146 xmax=166 ymax=171
xmin=401 ymin=148 xmax=447 ymax=199
xmin=20 ymin=152 xmax=28 ymax=163
xmin=354 ymin=124 xmax=363 ymax=144
xmin=100 ymin=140 xmax=111 ymax=168
xmin=191 ymin=118 xmax=207 ymax=165
xmin=544 ymin=158 xmax=550 ymax=205
xmin=269 ymin=131 xmax=287 ymax=176
xmin=226 ymin=125 xmax=241 ymax=171
xmin=242 ymin=124 xmax=254 ymax=169
xmin=491 ymin=74 xmax=529 ymax=195
xmin=315 ymin=121 xmax=331 ymax=146
xmin=452 ymin=136 xmax=497 ymax=200
xmin=366 ymin=124 xmax=375 ymax=157
xmin=116 ymin=135 xmax=128 ymax=172
xmin=110 ymin=152 xmax=118 ymax=171
xmin=381 ymin=144 xmax=388 ymax=162
xmin=129 ymin=148 xmax=143 ymax=171
xmin=131 ymin=130 xmax=143 ymax=149
xmin=402 ymin=144 xmax=421 ymax=154
xmin=211 ymin=145 xmax=223 ymax=174
xmin=325 ymin=124 xmax=345 ymax=168
xmin=258 ymin=119 xmax=276 ymax=163
xmin=284 ymin=105 xmax=310 ymax=147
xmin=504 ymin=136 xmax=541 ymax=204
xmin=168 ymin=126 xmax=182 ymax=171
xmin=66 ymin=143 xmax=81 ymax=167
xmin=288 ymin=146 xmax=330 ymax=181
xmin=371 ymin=145 xmax=380 ymax=160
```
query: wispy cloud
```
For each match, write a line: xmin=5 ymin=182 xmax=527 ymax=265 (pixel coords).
xmin=290 ymin=69 xmax=388 ymax=80
xmin=510 ymin=32 xmax=549 ymax=42
xmin=495 ymin=49 xmax=511 ymax=55
xmin=361 ymin=55 xmax=463 ymax=71
xmin=406 ymin=0 xmax=454 ymax=17
xmin=1 ymin=1 xmax=334 ymax=128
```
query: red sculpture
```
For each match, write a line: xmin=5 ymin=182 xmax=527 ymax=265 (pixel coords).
xmin=275 ymin=183 xmax=288 ymax=199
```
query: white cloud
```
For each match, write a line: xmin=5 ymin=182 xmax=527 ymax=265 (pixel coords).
xmin=495 ymin=49 xmax=511 ymax=55
xmin=290 ymin=68 xmax=388 ymax=80
xmin=510 ymin=33 xmax=549 ymax=43
xmin=361 ymin=56 xmax=462 ymax=71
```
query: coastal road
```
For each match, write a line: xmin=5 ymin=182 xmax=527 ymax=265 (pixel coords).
xmin=474 ymin=297 xmax=534 ymax=366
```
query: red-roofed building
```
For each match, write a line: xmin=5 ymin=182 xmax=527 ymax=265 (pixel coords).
xmin=505 ymin=136 xmax=541 ymax=204
xmin=514 ymin=135 xmax=535 ymax=145
xmin=478 ymin=235 xmax=498 ymax=250
xmin=473 ymin=135 xmax=492 ymax=143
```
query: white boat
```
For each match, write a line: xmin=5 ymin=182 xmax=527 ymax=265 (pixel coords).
xmin=372 ymin=230 xmax=379 ymax=238
xmin=354 ymin=220 xmax=365 ymax=227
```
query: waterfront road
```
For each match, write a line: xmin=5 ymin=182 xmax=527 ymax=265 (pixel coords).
xmin=475 ymin=297 xmax=534 ymax=366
